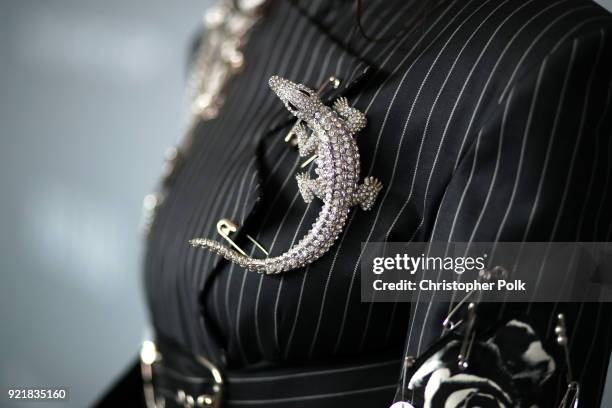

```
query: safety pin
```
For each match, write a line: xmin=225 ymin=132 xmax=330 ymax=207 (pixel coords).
xmin=442 ymin=295 xmax=468 ymax=334
xmin=559 ymin=381 xmax=580 ymax=408
xmin=555 ymin=314 xmax=580 ymax=408
xmin=440 ymin=266 xmax=508 ymax=369
xmin=457 ymin=302 xmax=477 ymax=370
xmin=442 ymin=266 xmax=507 ymax=335
xmin=216 ymin=218 xmax=269 ymax=257
xmin=284 ymin=76 xmax=341 ymax=167
xmin=300 ymin=154 xmax=318 ymax=168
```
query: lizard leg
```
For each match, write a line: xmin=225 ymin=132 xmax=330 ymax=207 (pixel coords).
xmin=353 ymin=176 xmax=383 ymax=211
xmin=296 ymin=173 xmax=324 ymax=203
xmin=294 ymin=122 xmax=318 ymax=157
xmin=333 ymin=97 xmax=367 ymax=133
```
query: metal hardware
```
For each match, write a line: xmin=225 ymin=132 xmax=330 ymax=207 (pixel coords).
xmin=556 ymin=314 xmax=580 ymax=408
xmin=440 ymin=266 xmax=508 ymax=369
xmin=177 ymin=390 xmax=194 ymax=408
xmin=284 ymin=76 xmax=341 ymax=148
xmin=442 ymin=266 xmax=507 ymax=335
xmin=442 ymin=298 xmax=467 ymax=334
xmin=196 ymin=394 xmax=215 ymax=407
xmin=457 ymin=302 xmax=477 ymax=370
xmin=216 ymin=218 xmax=269 ymax=257
xmin=176 ymin=389 xmax=217 ymax=407
xmin=141 ymin=193 xmax=164 ymax=236
xmin=140 ymin=340 xmax=223 ymax=408
xmin=479 ymin=265 xmax=508 ymax=281
xmin=555 ymin=314 xmax=572 ymax=377
xmin=300 ymin=154 xmax=318 ymax=168
xmin=559 ymin=381 xmax=580 ymax=408
xmin=141 ymin=1 xmax=263 ymax=238
xmin=404 ymin=355 xmax=416 ymax=369
xmin=141 ymin=341 xmax=160 ymax=408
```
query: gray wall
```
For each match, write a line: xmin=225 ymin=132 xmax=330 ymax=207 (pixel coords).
xmin=0 ymin=1 xmax=610 ymax=407
xmin=0 ymin=0 xmax=210 ymax=406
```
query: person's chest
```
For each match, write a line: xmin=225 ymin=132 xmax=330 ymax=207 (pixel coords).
xmin=143 ymin=0 xmax=576 ymax=366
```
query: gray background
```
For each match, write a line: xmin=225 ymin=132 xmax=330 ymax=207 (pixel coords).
xmin=0 ymin=1 xmax=610 ymax=407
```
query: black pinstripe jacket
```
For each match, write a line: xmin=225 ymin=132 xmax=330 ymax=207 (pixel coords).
xmin=100 ymin=0 xmax=612 ymax=406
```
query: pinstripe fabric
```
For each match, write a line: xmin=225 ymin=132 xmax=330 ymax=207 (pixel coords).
xmin=143 ymin=0 xmax=612 ymax=406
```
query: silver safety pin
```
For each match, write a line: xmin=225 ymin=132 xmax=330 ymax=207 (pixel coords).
xmin=442 ymin=295 xmax=468 ymax=334
xmin=457 ymin=302 xmax=477 ymax=370
xmin=556 ymin=314 xmax=580 ymax=408
xmin=284 ymin=76 xmax=341 ymax=168
xmin=439 ymin=266 xmax=508 ymax=370
xmin=442 ymin=266 xmax=507 ymax=335
xmin=559 ymin=382 xmax=580 ymax=408
xmin=216 ymin=218 xmax=269 ymax=257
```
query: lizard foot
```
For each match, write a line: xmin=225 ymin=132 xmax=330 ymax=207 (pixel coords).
xmin=295 ymin=122 xmax=317 ymax=157
xmin=296 ymin=173 xmax=315 ymax=203
xmin=355 ymin=176 xmax=383 ymax=211
xmin=334 ymin=97 xmax=367 ymax=133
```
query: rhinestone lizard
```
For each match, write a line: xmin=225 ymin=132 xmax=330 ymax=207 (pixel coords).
xmin=190 ymin=75 xmax=383 ymax=274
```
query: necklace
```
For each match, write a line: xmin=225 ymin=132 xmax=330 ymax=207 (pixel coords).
xmin=141 ymin=0 xmax=265 ymax=236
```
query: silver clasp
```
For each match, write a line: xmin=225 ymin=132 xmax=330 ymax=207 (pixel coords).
xmin=216 ymin=218 xmax=269 ymax=257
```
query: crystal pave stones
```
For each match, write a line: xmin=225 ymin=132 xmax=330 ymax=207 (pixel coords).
xmin=140 ymin=1 xmax=263 ymax=237
xmin=190 ymin=1 xmax=264 ymax=120
xmin=189 ymin=76 xmax=383 ymax=274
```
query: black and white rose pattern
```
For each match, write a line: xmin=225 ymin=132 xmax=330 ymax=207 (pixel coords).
xmin=489 ymin=320 xmax=556 ymax=392
xmin=408 ymin=340 xmax=514 ymax=407
xmin=404 ymin=320 xmax=556 ymax=408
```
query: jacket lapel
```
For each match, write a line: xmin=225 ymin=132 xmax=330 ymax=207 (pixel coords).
xmin=199 ymin=0 xmax=374 ymax=342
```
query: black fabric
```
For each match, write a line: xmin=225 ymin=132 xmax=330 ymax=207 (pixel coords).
xmin=95 ymin=359 xmax=145 ymax=407
xmin=138 ymin=0 xmax=612 ymax=406
xmin=142 ymin=334 xmax=403 ymax=408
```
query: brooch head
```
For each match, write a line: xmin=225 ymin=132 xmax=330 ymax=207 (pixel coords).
xmin=268 ymin=75 xmax=322 ymax=122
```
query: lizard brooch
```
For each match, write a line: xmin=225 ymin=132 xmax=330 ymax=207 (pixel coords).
xmin=190 ymin=75 xmax=383 ymax=274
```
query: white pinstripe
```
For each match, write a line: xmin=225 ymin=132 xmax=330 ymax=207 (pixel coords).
xmin=305 ymin=0 xmax=430 ymax=356
xmin=223 ymin=14 xmax=326 ymax=361
xmin=264 ymin=0 xmax=408 ymax=358
xmin=498 ymin=5 xmax=599 ymax=102
xmin=189 ymin=5 xmax=311 ymax=355
xmin=592 ymin=78 xmax=612 ymax=238
xmin=359 ymin=0 xmax=515 ymax=350
xmin=528 ymin=33 xmax=603 ymax=310
xmin=226 ymin=384 xmax=396 ymax=405
xmin=542 ymin=30 xmax=606 ymax=333
xmin=226 ymin=18 xmax=340 ymax=355
xmin=407 ymin=0 xmax=552 ymax=325
xmin=332 ymin=0 xmax=477 ymax=354
xmin=408 ymin=4 xmax=596 ymax=357
xmin=147 ymin=2 xmax=612 ymax=404
xmin=258 ymin=0 xmax=423 ymax=359
xmin=224 ymin=15 xmax=346 ymax=356
xmin=452 ymin=0 xmax=576 ymax=171
xmin=495 ymin=37 xmax=579 ymax=319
